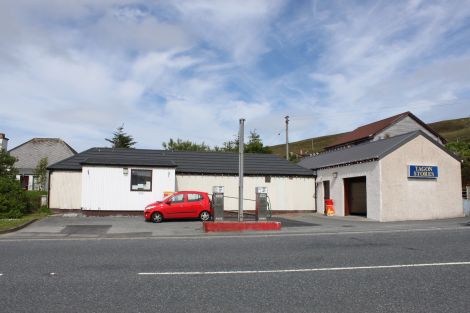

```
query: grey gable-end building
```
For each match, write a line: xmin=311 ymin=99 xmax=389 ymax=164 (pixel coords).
xmin=48 ymin=148 xmax=315 ymax=213
xmin=299 ymin=130 xmax=462 ymax=221
xmin=9 ymin=138 xmax=77 ymax=190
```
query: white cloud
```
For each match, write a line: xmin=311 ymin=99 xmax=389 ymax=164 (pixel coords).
xmin=1 ymin=0 xmax=470 ymax=151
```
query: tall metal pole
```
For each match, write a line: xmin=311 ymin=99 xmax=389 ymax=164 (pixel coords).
xmin=238 ymin=118 xmax=245 ymax=222
xmin=285 ymin=116 xmax=289 ymax=160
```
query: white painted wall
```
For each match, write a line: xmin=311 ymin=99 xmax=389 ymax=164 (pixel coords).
xmin=176 ymin=175 xmax=315 ymax=212
xmin=374 ymin=116 xmax=443 ymax=144
xmin=49 ymin=171 xmax=82 ymax=209
xmin=0 ymin=138 xmax=8 ymax=151
xmin=316 ymin=162 xmax=382 ymax=220
xmin=380 ymin=136 xmax=463 ymax=221
xmin=81 ymin=166 xmax=175 ymax=211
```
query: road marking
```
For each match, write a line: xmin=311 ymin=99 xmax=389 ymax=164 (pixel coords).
xmin=138 ymin=261 xmax=470 ymax=276
xmin=0 ymin=273 xmax=3 ymax=276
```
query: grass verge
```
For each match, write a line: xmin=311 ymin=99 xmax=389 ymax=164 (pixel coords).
xmin=0 ymin=211 xmax=50 ymax=233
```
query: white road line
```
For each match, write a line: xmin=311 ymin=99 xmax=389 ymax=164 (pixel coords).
xmin=0 ymin=273 xmax=3 ymax=276
xmin=138 ymin=261 xmax=470 ymax=276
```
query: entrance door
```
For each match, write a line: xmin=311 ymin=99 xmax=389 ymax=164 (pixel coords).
xmin=344 ymin=177 xmax=367 ymax=216
xmin=323 ymin=181 xmax=330 ymax=200
xmin=20 ymin=175 xmax=29 ymax=190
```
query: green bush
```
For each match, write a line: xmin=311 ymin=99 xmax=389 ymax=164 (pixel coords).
xmin=25 ymin=191 xmax=47 ymax=214
xmin=0 ymin=177 xmax=28 ymax=218
xmin=38 ymin=205 xmax=51 ymax=214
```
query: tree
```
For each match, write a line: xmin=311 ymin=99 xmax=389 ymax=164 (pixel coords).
xmin=0 ymin=149 xmax=18 ymax=178
xmin=162 ymin=138 xmax=211 ymax=151
xmin=106 ymin=125 xmax=136 ymax=148
xmin=217 ymin=135 xmax=239 ymax=152
xmin=161 ymin=131 xmax=272 ymax=154
xmin=33 ymin=157 xmax=48 ymax=191
xmin=446 ymin=141 xmax=470 ymax=186
xmin=0 ymin=150 xmax=27 ymax=218
xmin=244 ymin=130 xmax=272 ymax=154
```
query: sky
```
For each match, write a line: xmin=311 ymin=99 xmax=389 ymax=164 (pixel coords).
xmin=1 ymin=0 xmax=470 ymax=152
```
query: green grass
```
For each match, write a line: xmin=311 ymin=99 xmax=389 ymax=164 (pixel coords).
xmin=0 ymin=211 xmax=50 ymax=232
xmin=269 ymin=117 xmax=470 ymax=158
xmin=270 ymin=133 xmax=345 ymax=157
xmin=429 ymin=118 xmax=470 ymax=142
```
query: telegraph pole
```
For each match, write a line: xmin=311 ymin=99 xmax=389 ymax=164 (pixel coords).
xmin=238 ymin=118 xmax=245 ymax=222
xmin=285 ymin=116 xmax=289 ymax=160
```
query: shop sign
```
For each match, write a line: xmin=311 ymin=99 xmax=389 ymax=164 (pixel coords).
xmin=408 ymin=165 xmax=438 ymax=179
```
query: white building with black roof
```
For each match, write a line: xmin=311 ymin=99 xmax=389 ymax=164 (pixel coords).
xmin=299 ymin=131 xmax=463 ymax=221
xmin=48 ymin=148 xmax=315 ymax=214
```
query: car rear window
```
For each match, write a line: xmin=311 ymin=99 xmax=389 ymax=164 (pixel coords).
xmin=187 ymin=194 xmax=203 ymax=202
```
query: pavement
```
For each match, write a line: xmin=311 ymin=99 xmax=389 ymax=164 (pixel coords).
xmin=1 ymin=212 xmax=469 ymax=240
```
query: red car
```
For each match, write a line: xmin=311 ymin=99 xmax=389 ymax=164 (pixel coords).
xmin=144 ymin=191 xmax=212 ymax=223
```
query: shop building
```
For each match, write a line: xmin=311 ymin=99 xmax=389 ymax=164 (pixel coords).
xmin=48 ymin=148 xmax=315 ymax=214
xmin=299 ymin=129 xmax=463 ymax=221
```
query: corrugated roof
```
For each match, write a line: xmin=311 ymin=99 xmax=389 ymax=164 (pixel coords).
xmin=49 ymin=148 xmax=314 ymax=177
xmin=298 ymin=131 xmax=459 ymax=170
xmin=326 ymin=112 xmax=445 ymax=149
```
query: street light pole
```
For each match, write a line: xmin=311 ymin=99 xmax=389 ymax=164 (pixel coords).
xmin=238 ymin=118 xmax=245 ymax=222
xmin=285 ymin=116 xmax=289 ymax=160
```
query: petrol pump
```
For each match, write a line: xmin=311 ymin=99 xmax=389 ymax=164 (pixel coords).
xmin=211 ymin=186 xmax=224 ymax=221
xmin=255 ymin=187 xmax=268 ymax=221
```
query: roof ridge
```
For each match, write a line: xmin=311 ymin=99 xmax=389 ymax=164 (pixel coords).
xmin=326 ymin=111 xmax=411 ymax=149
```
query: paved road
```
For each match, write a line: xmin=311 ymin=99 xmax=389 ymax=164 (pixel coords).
xmin=1 ymin=228 xmax=469 ymax=312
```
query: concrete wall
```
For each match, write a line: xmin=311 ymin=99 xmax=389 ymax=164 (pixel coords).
xmin=374 ymin=115 xmax=443 ymax=144
xmin=81 ymin=166 xmax=175 ymax=211
xmin=380 ymin=136 xmax=462 ymax=221
xmin=316 ymin=162 xmax=381 ymax=220
xmin=176 ymin=175 xmax=315 ymax=212
xmin=49 ymin=171 xmax=82 ymax=209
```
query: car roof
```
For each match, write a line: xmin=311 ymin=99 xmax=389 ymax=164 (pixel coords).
xmin=174 ymin=191 xmax=208 ymax=194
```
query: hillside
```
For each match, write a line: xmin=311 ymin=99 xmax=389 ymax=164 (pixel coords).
xmin=428 ymin=117 xmax=470 ymax=143
xmin=269 ymin=117 xmax=470 ymax=158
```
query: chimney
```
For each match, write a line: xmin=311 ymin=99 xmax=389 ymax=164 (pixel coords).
xmin=0 ymin=133 xmax=9 ymax=151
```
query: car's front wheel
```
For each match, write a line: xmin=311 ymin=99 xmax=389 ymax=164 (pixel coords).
xmin=199 ymin=210 xmax=211 ymax=221
xmin=151 ymin=212 xmax=163 ymax=223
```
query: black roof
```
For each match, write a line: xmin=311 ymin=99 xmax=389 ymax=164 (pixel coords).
xmin=298 ymin=131 xmax=460 ymax=170
xmin=48 ymin=148 xmax=314 ymax=177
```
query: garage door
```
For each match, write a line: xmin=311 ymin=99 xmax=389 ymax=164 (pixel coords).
xmin=344 ymin=176 xmax=367 ymax=216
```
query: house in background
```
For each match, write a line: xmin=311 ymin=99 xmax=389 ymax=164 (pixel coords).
xmin=325 ymin=111 xmax=446 ymax=150
xmin=0 ymin=133 xmax=8 ymax=151
xmin=9 ymin=138 xmax=77 ymax=190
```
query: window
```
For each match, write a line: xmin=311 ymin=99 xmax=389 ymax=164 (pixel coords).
xmin=265 ymin=176 xmax=271 ymax=183
xmin=188 ymin=193 xmax=203 ymax=202
xmin=171 ymin=194 xmax=184 ymax=203
xmin=131 ymin=169 xmax=152 ymax=191
xmin=32 ymin=176 xmax=39 ymax=191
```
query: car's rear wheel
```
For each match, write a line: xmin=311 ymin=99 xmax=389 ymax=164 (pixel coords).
xmin=151 ymin=212 xmax=163 ymax=223
xmin=199 ymin=210 xmax=211 ymax=221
